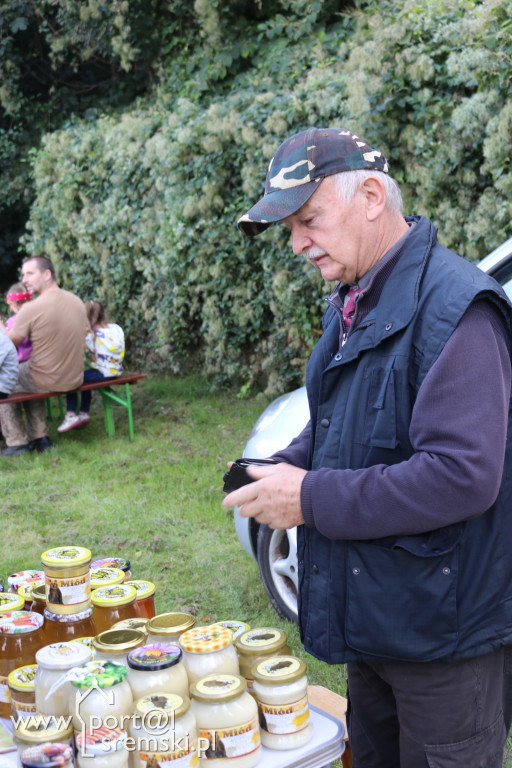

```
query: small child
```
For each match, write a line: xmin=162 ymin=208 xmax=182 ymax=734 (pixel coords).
xmin=58 ymin=300 xmax=125 ymax=433
xmin=5 ymin=283 xmax=33 ymax=362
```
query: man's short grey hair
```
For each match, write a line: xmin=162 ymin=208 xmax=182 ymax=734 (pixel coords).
xmin=332 ymin=170 xmax=403 ymax=215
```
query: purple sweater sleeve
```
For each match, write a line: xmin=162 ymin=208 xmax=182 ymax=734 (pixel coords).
xmin=272 ymin=422 xmax=311 ymax=468
xmin=300 ymin=300 xmax=511 ymax=539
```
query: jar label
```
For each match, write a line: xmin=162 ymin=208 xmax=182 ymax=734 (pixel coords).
xmin=0 ymin=676 xmax=11 ymax=704
xmin=257 ymin=695 xmax=310 ymax=735
xmin=46 ymin=573 xmax=90 ymax=614
xmin=199 ymin=717 xmax=260 ymax=760
xmin=11 ymin=698 xmax=38 ymax=718
xmin=139 ymin=740 xmax=198 ymax=767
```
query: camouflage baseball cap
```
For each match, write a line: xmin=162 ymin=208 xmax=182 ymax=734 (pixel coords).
xmin=237 ymin=127 xmax=388 ymax=236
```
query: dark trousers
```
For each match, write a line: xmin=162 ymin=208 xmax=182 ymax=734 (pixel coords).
xmin=66 ymin=369 xmax=113 ymax=413
xmin=347 ymin=647 xmax=509 ymax=768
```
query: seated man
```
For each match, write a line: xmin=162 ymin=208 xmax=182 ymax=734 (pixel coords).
xmin=0 ymin=256 xmax=86 ymax=456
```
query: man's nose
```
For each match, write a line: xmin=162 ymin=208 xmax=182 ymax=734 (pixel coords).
xmin=290 ymin=228 xmax=312 ymax=256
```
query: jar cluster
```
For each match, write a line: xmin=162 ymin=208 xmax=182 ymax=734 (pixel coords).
xmin=2 ymin=547 xmax=313 ymax=768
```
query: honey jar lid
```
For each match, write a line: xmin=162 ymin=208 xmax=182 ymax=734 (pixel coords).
xmin=18 ymin=583 xmax=44 ymax=602
xmin=147 ymin=612 xmax=196 ymax=636
xmin=36 ymin=641 xmax=92 ymax=670
xmin=190 ymin=674 xmax=246 ymax=703
xmin=90 ymin=567 xmax=125 ymax=589
xmin=91 ymin=584 xmax=137 ymax=607
xmin=0 ymin=591 xmax=25 ymax=612
xmin=31 ymin=585 xmax=46 ymax=604
xmin=21 ymin=742 xmax=74 ymax=767
xmin=179 ymin=624 xmax=234 ymax=654
xmin=69 ymin=660 xmax=127 ymax=689
xmin=235 ymin=627 xmax=288 ymax=655
xmin=0 ymin=610 xmax=44 ymax=634
xmin=93 ymin=628 xmax=146 ymax=654
xmin=91 ymin=557 xmax=131 ymax=573
xmin=7 ymin=570 xmax=45 ymax=591
xmin=76 ymin=727 xmax=128 ymax=755
xmin=41 ymin=547 xmax=91 ymax=567
xmin=8 ymin=664 xmax=38 ymax=691
xmin=72 ymin=636 xmax=96 ymax=656
xmin=252 ymin=655 xmax=307 ymax=684
xmin=134 ymin=692 xmax=190 ymax=719
xmin=112 ymin=618 xmax=149 ymax=633
xmin=127 ymin=643 xmax=182 ymax=671
xmin=125 ymin=580 xmax=155 ymax=599
xmin=13 ymin=716 xmax=73 ymax=742
xmin=217 ymin=620 xmax=251 ymax=640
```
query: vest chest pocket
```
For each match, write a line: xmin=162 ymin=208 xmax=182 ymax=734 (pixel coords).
xmin=363 ymin=363 xmax=399 ymax=449
xmin=345 ymin=541 xmax=459 ymax=661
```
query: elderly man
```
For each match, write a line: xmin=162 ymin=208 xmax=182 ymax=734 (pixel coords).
xmin=0 ymin=256 xmax=86 ymax=455
xmin=223 ymin=128 xmax=512 ymax=767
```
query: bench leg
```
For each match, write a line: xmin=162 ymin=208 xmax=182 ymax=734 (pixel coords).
xmin=98 ymin=384 xmax=135 ymax=440
xmin=46 ymin=398 xmax=54 ymax=421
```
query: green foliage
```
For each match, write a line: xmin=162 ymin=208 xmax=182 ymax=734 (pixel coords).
xmin=17 ymin=0 xmax=512 ymax=395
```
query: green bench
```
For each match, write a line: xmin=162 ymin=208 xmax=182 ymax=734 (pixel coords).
xmin=0 ymin=373 xmax=147 ymax=441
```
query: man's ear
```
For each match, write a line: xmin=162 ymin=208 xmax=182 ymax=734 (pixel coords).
xmin=361 ymin=175 xmax=387 ymax=222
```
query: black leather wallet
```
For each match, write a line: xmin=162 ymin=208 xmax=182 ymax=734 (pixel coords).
xmin=222 ymin=458 xmax=278 ymax=493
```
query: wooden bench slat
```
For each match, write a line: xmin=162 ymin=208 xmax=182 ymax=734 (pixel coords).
xmin=0 ymin=374 xmax=147 ymax=405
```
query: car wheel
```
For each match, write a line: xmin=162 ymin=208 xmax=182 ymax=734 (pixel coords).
xmin=257 ymin=524 xmax=298 ymax=623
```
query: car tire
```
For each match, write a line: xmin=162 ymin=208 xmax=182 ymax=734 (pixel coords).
xmin=257 ymin=524 xmax=299 ymax=623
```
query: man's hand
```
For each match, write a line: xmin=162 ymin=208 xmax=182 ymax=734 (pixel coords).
xmin=222 ymin=462 xmax=307 ymax=529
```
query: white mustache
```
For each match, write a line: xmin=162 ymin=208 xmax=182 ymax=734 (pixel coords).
xmin=302 ymin=247 xmax=327 ymax=263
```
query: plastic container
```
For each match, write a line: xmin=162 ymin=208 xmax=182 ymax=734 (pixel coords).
xmin=91 ymin=558 xmax=132 ymax=582
xmin=190 ymin=674 xmax=261 ymax=767
xmin=0 ymin=592 xmax=25 ymax=612
xmin=146 ymin=613 xmax=196 ymax=645
xmin=68 ymin=660 xmax=133 ymax=732
xmin=8 ymin=664 xmax=38 ymax=720
xmin=41 ymin=546 xmax=92 ymax=616
xmin=8 ymin=571 xmax=45 ymax=594
xmin=178 ymin=624 xmax=239 ymax=688
xmin=124 ymin=581 xmax=156 ymax=620
xmin=76 ymin=727 xmax=130 ymax=768
xmin=235 ymin=628 xmax=291 ymax=694
xmin=129 ymin=693 xmax=198 ymax=768
xmin=35 ymin=641 xmax=93 ymax=716
xmin=20 ymin=742 xmax=74 ymax=768
xmin=43 ymin=608 xmax=96 ymax=645
xmin=126 ymin=643 xmax=189 ymax=701
xmin=90 ymin=568 xmax=126 ymax=590
xmin=13 ymin=716 xmax=74 ymax=759
xmin=92 ymin=629 xmax=146 ymax=664
xmin=0 ymin=611 xmax=45 ymax=718
xmin=252 ymin=655 xmax=313 ymax=750
xmin=91 ymin=585 xmax=139 ymax=634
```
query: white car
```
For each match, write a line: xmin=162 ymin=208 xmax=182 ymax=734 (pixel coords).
xmin=234 ymin=237 xmax=512 ymax=623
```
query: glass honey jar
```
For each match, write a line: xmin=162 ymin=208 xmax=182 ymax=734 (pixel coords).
xmin=90 ymin=568 xmax=126 ymax=591
xmin=35 ymin=640 xmax=92 ymax=717
xmin=234 ymin=628 xmax=291 ymax=695
xmin=8 ymin=664 xmax=39 ymax=720
xmin=124 ymin=581 xmax=156 ymax=620
xmin=41 ymin=546 xmax=92 ymax=616
xmin=21 ymin=742 xmax=74 ymax=768
xmin=92 ymin=628 xmax=146 ymax=664
xmin=146 ymin=612 xmax=196 ymax=645
xmin=0 ymin=611 xmax=45 ymax=718
xmin=179 ymin=624 xmax=240 ymax=688
xmin=18 ymin=584 xmax=43 ymax=612
xmin=43 ymin=607 xmax=96 ymax=645
xmin=91 ymin=585 xmax=139 ymax=634
xmin=13 ymin=716 xmax=74 ymax=758
xmin=28 ymin=586 xmax=46 ymax=616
